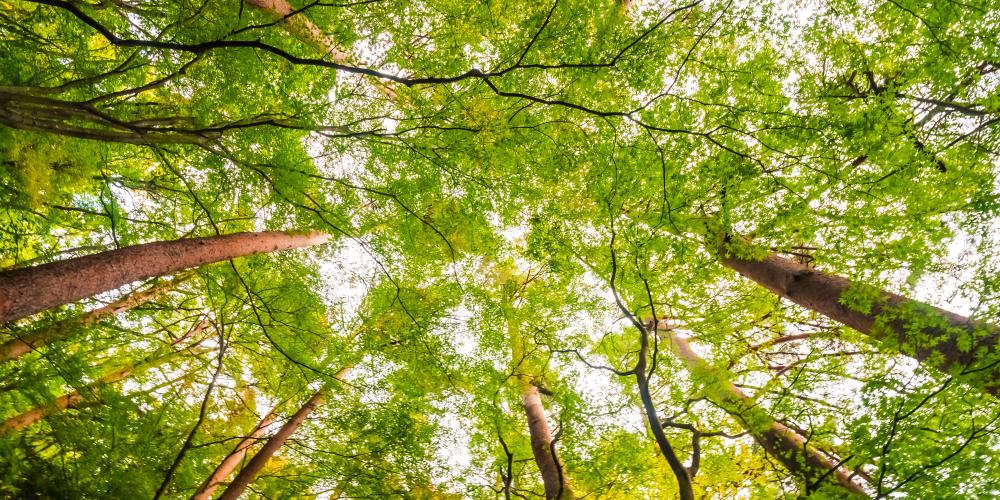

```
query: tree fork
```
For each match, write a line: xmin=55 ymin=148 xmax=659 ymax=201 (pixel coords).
xmin=718 ymin=246 xmax=1000 ymax=396
xmin=0 ymin=231 xmax=330 ymax=323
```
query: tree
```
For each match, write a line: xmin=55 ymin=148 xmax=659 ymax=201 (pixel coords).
xmin=205 ymin=302 xmax=359 ymax=499
xmin=0 ymin=274 xmax=188 ymax=363
xmin=719 ymin=242 xmax=1000 ymax=397
xmin=217 ymin=381 xmax=336 ymax=500
xmin=0 ymin=231 xmax=329 ymax=322
xmin=1 ymin=342 xmax=210 ymax=434
xmin=658 ymin=320 xmax=866 ymax=495
xmin=519 ymin=384 xmax=573 ymax=499
xmin=191 ymin=400 xmax=279 ymax=500
xmin=503 ymin=283 xmax=575 ymax=499
xmin=1 ymin=0 xmax=999 ymax=497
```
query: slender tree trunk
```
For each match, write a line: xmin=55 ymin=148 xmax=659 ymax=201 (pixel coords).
xmin=243 ymin=0 xmax=351 ymax=62
xmin=243 ymin=0 xmax=396 ymax=99
xmin=0 ymin=90 xmax=216 ymax=145
xmin=0 ymin=231 xmax=329 ymax=323
xmin=0 ymin=391 xmax=86 ymax=434
xmin=171 ymin=319 xmax=212 ymax=348
xmin=0 ymin=275 xmax=186 ymax=363
xmin=720 ymin=247 xmax=1000 ymax=396
xmin=217 ymin=366 xmax=352 ymax=500
xmin=191 ymin=406 xmax=279 ymax=500
xmin=521 ymin=384 xmax=573 ymax=499
xmin=506 ymin=308 xmax=574 ymax=499
xmin=629 ymin=320 xmax=695 ymax=500
xmin=664 ymin=327 xmax=867 ymax=495
xmin=635 ymin=369 xmax=695 ymax=500
xmin=0 ymin=346 xmax=203 ymax=434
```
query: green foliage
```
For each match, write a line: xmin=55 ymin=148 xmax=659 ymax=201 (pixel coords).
xmin=1 ymin=0 xmax=999 ymax=497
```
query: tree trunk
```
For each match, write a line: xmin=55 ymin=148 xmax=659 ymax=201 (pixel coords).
xmin=720 ymin=248 xmax=1000 ymax=396
xmin=242 ymin=0 xmax=396 ymax=99
xmin=0 ymin=89 xmax=217 ymax=145
xmin=636 ymin=368 xmax=695 ymax=500
xmin=243 ymin=0 xmax=351 ymax=62
xmin=191 ymin=406 xmax=279 ymax=500
xmin=521 ymin=384 xmax=573 ymax=499
xmin=665 ymin=328 xmax=866 ymax=495
xmin=0 ymin=391 xmax=86 ymax=434
xmin=506 ymin=307 xmax=574 ymax=499
xmin=217 ymin=366 xmax=352 ymax=500
xmin=0 ymin=275 xmax=186 ymax=363
xmin=0 ymin=231 xmax=329 ymax=323
xmin=0 ymin=346 xmax=204 ymax=434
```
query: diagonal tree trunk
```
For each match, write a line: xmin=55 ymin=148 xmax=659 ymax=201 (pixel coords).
xmin=0 ymin=345 xmax=207 ymax=434
xmin=243 ymin=0 xmax=396 ymax=99
xmin=0 ymin=274 xmax=188 ymax=363
xmin=243 ymin=0 xmax=351 ymax=62
xmin=718 ymin=246 xmax=1000 ymax=396
xmin=663 ymin=326 xmax=867 ymax=495
xmin=633 ymin=330 xmax=694 ymax=500
xmin=191 ymin=404 xmax=279 ymax=500
xmin=0 ymin=89 xmax=219 ymax=146
xmin=0 ymin=231 xmax=329 ymax=323
xmin=216 ymin=365 xmax=352 ymax=500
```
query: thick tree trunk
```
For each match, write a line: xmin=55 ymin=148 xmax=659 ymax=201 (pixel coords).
xmin=0 ymin=231 xmax=329 ymax=323
xmin=720 ymin=248 xmax=1000 ymax=396
xmin=217 ymin=366 xmax=352 ymax=500
xmin=665 ymin=329 xmax=867 ymax=495
xmin=0 ymin=275 xmax=186 ymax=363
xmin=191 ymin=406 xmax=279 ymax=500
xmin=521 ymin=384 xmax=573 ymax=499
xmin=0 ymin=346 xmax=202 ymax=434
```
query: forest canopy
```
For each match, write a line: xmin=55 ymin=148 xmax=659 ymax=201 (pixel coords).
xmin=1 ymin=0 xmax=999 ymax=498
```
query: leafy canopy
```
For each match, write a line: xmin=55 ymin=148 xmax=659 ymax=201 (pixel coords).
xmin=1 ymin=0 xmax=999 ymax=498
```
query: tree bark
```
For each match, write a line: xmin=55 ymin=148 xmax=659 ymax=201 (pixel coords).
xmin=720 ymin=247 xmax=1000 ymax=396
xmin=629 ymin=319 xmax=695 ymax=500
xmin=243 ymin=0 xmax=351 ymax=62
xmin=521 ymin=384 xmax=573 ymax=499
xmin=191 ymin=406 xmax=279 ymax=500
xmin=242 ymin=0 xmax=396 ymax=100
xmin=0 ymin=230 xmax=329 ymax=323
xmin=664 ymin=327 xmax=867 ymax=495
xmin=0 ymin=346 xmax=204 ymax=434
xmin=0 ymin=89 xmax=218 ymax=145
xmin=506 ymin=307 xmax=574 ymax=499
xmin=0 ymin=275 xmax=186 ymax=363
xmin=636 ymin=369 xmax=695 ymax=500
xmin=217 ymin=366 xmax=352 ymax=500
